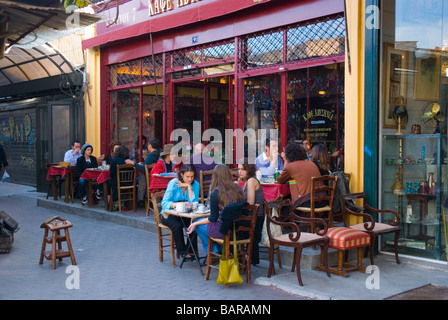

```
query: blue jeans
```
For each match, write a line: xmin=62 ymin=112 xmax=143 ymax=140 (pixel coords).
xmin=79 ymin=178 xmax=87 ymax=198
xmin=195 ymin=219 xmax=220 ymax=254
xmin=79 ymin=179 xmax=102 ymax=199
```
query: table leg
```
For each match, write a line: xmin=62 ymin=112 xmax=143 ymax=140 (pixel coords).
xmin=103 ymin=181 xmax=109 ymax=210
xmin=179 ymin=217 xmax=204 ymax=275
xmin=52 ymin=176 xmax=58 ymax=200
xmin=87 ymin=180 xmax=94 ymax=208
xmin=64 ymin=174 xmax=70 ymax=203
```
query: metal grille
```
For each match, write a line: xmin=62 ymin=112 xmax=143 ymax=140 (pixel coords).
xmin=241 ymin=30 xmax=284 ymax=69
xmin=240 ymin=15 xmax=345 ymax=70
xmin=169 ymin=40 xmax=235 ymax=69
xmin=287 ymin=16 xmax=345 ymax=62
xmin=107 ymin=54 xmax=164 ymax=87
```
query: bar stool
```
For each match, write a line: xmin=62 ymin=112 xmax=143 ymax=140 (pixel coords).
xmin=39 ymin=216 xmax=76 ymax=270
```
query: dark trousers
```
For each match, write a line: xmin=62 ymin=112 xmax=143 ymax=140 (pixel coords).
xmin=162 ymin=215 xmax=197 ymax=255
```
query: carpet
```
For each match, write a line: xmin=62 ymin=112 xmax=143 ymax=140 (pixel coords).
xmin=386 ymin=284 xmax=448 ymax=300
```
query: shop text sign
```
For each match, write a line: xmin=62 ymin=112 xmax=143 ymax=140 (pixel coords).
xmin=149 ymin=0 xmax=203 ymax=16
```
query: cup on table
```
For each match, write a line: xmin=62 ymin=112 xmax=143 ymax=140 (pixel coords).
xmin=102 ymin=161 xmax=107 ymax=167
xmin=175 ymin=202 xmax=186 ymax=212
xmin=197 ymin=204 xmax=206 ymax=213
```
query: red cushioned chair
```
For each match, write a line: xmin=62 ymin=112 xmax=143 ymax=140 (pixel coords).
xmin=341 ymin=192 xmax=401 ymax=265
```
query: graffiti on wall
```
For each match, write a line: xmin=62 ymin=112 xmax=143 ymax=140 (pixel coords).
xmin=0 ymin=112 xmax=37 ymax=177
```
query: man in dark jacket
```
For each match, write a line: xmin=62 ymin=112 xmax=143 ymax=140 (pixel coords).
xmin=0 ymin=144 xmax=8 ymax=179
xmin=128 ymin=137 xmax=161 ymax=206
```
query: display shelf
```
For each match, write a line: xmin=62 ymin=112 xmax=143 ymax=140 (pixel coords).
xmin=381 ymin=134 xmax=447 ymax=260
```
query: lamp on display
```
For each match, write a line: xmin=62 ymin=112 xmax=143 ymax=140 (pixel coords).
xmin=393 ymin=96 xmax=408 ymax=135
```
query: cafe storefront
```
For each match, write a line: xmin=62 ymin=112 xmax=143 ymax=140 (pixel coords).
xmin=83 ymin=0 xmax=346 ymax=166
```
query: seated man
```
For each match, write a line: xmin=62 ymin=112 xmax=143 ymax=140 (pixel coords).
xmin=255 ymin=138 xmax=284 ymax=176
xmin=189 ymin=143 xmax=217 ymax=182
xmin=64 ymin=140 xmax=82 ymax=166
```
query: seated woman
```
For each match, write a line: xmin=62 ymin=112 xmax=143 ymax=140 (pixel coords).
xmin=103 ymin=140 xmax=121 ymax=165
xmin=161 ymin=164 xmax=200 ymax=259
xmin=187 ymin=164 xmax=245 ymax=254
xmin=76 ymin=143 xmax=99 ymax=206
xmin=277 ymin=142 xmax=323 ymax=211
xmin=311 ymin=143 xmax=334 ymax=177
xmin=238 ymin=159 xmax=265 ymax=266
xmin=150 ymin=144 xmax=181 ymax=179
xmin=109 ymin=145 xmax=130 ymax=211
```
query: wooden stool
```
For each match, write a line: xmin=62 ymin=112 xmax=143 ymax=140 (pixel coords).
xmin=39 ymin=217 xmax=76 ymax=270
xmin=317 ymin=227 xmax=370 ymax=277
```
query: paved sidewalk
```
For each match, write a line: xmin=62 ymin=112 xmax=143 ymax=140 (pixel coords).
xmin=2 ymin=182 xmax=448 ymax=300
xmin=0 ymin=183 xmax=302 ymax=300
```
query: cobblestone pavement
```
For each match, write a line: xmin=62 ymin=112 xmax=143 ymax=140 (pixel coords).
xmin=0 ymin=185 xmax=305 ymax=301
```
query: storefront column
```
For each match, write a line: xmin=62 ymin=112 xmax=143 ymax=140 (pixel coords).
xmin=344 ymin=0 xmax=367 ymax=224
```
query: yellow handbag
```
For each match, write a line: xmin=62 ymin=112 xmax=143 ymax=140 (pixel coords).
xmin=216 ymin=224 xmax=243 ymax=285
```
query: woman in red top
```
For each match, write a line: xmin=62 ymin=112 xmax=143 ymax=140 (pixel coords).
xmin=149 ymin=144 xmax=182 ymax=179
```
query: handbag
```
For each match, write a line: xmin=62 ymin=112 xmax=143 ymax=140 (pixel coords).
xmin=216 ymin=223 xmax=243 ymax=285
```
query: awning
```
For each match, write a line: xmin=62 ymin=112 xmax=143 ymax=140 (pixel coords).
xmin=0 ymin=0 xmax=102 ymax=58
xmin=82 ymin=0 xmax=272 ymax=50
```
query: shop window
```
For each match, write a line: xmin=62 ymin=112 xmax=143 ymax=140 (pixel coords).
xmin=380 ymin=0 xmax=448 ymax=261
xmin=107 ymin=54 xmax=163 ymax=87
xmin=286 ymin=63 xmax=344 ymax=169
xmin=244 ymin=74 xmax=282 ymax=147
xmin=110 ymin=86 xmax=164 ymax=161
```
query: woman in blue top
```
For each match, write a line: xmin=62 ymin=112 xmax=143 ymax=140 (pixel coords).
xmin=161 ymin=164 xmax=200 ymax=259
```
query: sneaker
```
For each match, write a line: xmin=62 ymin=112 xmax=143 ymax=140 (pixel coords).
xmin=96 ymin=189 xmax=101 ymax=200
xmin=81 ymin=196 xmax=87 ymax=205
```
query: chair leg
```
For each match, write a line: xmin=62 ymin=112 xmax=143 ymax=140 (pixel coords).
xmin=276 ymin=246 xmax=282 ymax=269
xmin=170 ymin=232 xmax=176 ymax=267
xmin=394 ymin=231 xmax=400 ymax=264
xmin=321 ymin=242 xmax=331 ymax=278
xmin=158 ymin=228 xmax=164 ymax=263
xmin=294 ymin=247 xmax=303 ymax=286
xmin=204 ymin=239 xmax=214 ymax=280
xmin=267 ymin=244 xmax=275 ymax=278
xmin=369 ymin=236 xmax=376 ymax=266
xmin=118 ymin=191 xmax=122 ymax=214
xmin=291 ymin=248 xmax=297 ymax=272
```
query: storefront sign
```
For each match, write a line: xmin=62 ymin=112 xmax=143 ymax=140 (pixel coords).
xmin=302 ymin=109 xmax=334 ymax=122
xmin=149 ymin=0 xmax=203 ymax=16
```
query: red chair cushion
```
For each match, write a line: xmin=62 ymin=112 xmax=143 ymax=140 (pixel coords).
xmin=326 ymin=227 xmax=370 ymax=250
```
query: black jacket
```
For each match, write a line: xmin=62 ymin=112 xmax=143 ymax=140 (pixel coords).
xmin=219 ymin=200 xmax=249 ymax=235
xmin=0 ymin=144 xmax=8 ymax=170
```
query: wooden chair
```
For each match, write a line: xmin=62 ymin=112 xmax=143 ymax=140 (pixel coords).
xmin=151 ymin=190 xmax=177 ymax=267
xmin=144 ymin=163 xmax=156 ymax=216
xmin=199 ymin=169 xmax=214 ymax=204
xmin=341 ymin=192 xmax=401 ymax=265
xmin=262 ymin=197 xmax=289 ymax=274
xmin=68 ymin=166 xmax=79 ymax=203
xmin=266 ymin=205 xmax=331 ymax=286
xmin=205 ymin=204 xmax=259 ymax=284
xmin=112 ymin=164 xmax=136 ymax=213
xmin=295 ymin=176 xmax=338 ymax=233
